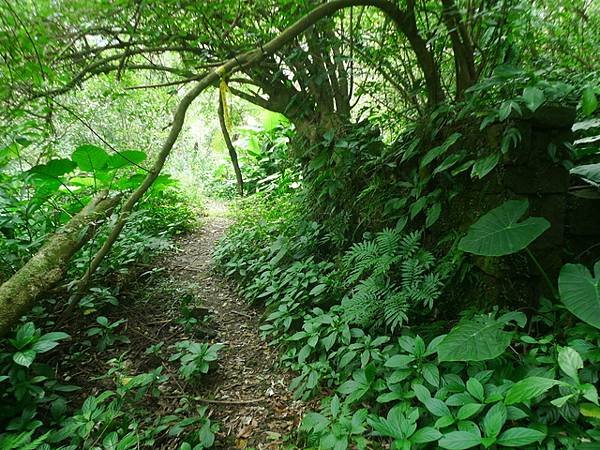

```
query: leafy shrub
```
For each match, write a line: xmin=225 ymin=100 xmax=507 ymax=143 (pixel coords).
xmin=169 ymin=341 xmax=224 ymax=381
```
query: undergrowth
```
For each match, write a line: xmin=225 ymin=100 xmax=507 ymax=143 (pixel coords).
xmin=0 ymin=184 xmax=224 ymax=449
xmin=215 ymin=78 xmax=600 ymax=449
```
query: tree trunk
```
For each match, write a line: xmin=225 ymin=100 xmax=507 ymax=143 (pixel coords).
xmin=0 ymin=192 xmax=120 ymax=336
xmin=218 ymin=89 xmax=244 ymax=196
xmin=441 ymin=0 xmax=476 ymax=100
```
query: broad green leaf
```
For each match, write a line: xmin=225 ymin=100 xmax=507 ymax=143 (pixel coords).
xmin=466 ymin=378 xmax=484 ymax=402
xmin=426 ymin=202 xmax=442 ymax=228
xmin=470 ymin=153 xmax=499 ymax=179
xmin=456 ymin=403 xmax=484 ymax=420
xmin=385 ymin=355 xmax=415 ymax=368
xmin=557 ymin=346 xmax=583 ymax=380
xmin=439 ymin=431 xmax=482 ymax=449
xmin=458 ymin=200 xmax=550 ymax=256
xmin=421 ymin=133 xmax=462 ymax=167
xmin=422 ymin=363 xmax=440 ymax=387
xmin=30 ymin=159 xmax=76 ymax=178
xmin=72 ymin=144 xmax=109 ymax=172
xmin=412 ymin=427 xmax=442 ymax=444
xmin=558 ymin=262 xmax=600 ymax=329
xmin=522 ymin=87 xmax=545 ymax=112
xmin=580 ymin=403 xmax=600 ymax=418
xmin=582 ymin=87 xmax=598 ymax=116
xmin=13 ymin=350 xmax=36 ymax=367
xmin=482 ymin=402 xmax=507 ymax=438
xmin=13 ymin=322 xmax=36 ymax=348
xmin=433 ymin=152 xmax=465 ymax=175
xmin=423 ymin=397 xmax=451 ymax=417
xmin=496 ymin=427 xmax=545 ymax=447
xmin=31 ymin=340 xmax=59 ymax=353
xmin=581 ymin=383 xmax=599 ymax=405
xmin=571 ymin=163 xmax=600 ymax=185
xmin=108 ymin=150 xmax=147 ymax=169
xmin=301 ymin=412 xmax=329 ymax=432
xmin=438 ymin=317 xmax=512 ymax=362
xmin=551 ymin=394 xmax=575 ymax=407
xmin=309 ymin=284 xmax=327 ymax=296
xmin=504 ymin=377 xmax=560 ymax=405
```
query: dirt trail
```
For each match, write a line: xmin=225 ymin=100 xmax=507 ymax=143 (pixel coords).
xmin=160 ymin=208 xmax=305 ymax=449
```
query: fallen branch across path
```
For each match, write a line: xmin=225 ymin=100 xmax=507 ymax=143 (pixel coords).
xmin=194 ymin=397 xmax=265 ymax=405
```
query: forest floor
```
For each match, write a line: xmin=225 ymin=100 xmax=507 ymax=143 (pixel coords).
xmin=61 ymin=202 xmax=306 ymax=449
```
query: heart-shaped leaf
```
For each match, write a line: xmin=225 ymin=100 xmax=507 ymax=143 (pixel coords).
xmin=558 ymin=261 xmax=600 ymax=329
xmin=108 ymin=150 xmax=147 ymax=169
xmin=458 ymin=200 xmax=550 ymax=256
xmin=522 ymin=87 xmax=545 ymax=112
xmin=29 ymin=158 xmax=76 ymax=179
xmin=72 ymin=144 xmax=109 ymax=172
xmin=438 ymin=316 xmax=512 ymax=362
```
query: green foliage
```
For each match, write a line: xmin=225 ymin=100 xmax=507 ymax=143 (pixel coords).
xmin=300 ymin=395 xmax=368 ymax=449
xmin=458 ymin=200 xmax=550 ymax=257
xmin=85 ymin=316 xmax=130 ymax=351
xmin=559 ymin=261 xmax=600 ymax=329
xmin=169 ymin=341 xmax=223 ymax=381
xmin=7 ymin=322 xmax=69 ymax=368
xmin=2 ymin=1 xmax=599 ymax=448
xmin=341 ymin=228 xmax=443 ymax=331
xmin=216 ymin=176 xmax=600 ymax=449
xmin=437 ymin=313 xmax=526 ymax=362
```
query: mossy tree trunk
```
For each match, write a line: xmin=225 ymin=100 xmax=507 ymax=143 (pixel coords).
xmin=0 ymin=192 xmax=120 ymax=336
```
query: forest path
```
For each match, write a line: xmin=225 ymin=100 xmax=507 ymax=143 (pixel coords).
xmin=159 ymin=203 xmax=304 ymax=449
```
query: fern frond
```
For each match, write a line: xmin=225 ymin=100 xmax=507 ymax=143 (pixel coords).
xmin=400 ymin=258 xmax=426 ymax=289
xmin=343 ymin=276 xmax=389 ymax=326
xmin=375 ymin=227 xmax=401 ymax=256
xmin=398 ymin=231 xmax=422 ymax=258
xmin=343 ymin=240 xmax=379 ymax=284
xmin=383 ymin=291 xmax=409 ymax=332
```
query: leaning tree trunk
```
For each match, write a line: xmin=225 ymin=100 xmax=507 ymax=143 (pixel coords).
xmin=218 ymin=89 xmax=244 ymax=196
xmin=0 ymin=192 xmax=120 ymax=336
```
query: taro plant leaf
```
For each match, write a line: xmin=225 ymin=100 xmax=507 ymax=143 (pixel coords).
xmin=504 ymin=377 xmax=561 ymax=405
xmin=437 ymin=316 xmax=512 ymax=362
xmin=438 ymin=431 xmax=482 ymax=449
xmin=72 ymin=144 xmax=109 ymax=172
xmin=570 ymin=163 xmax=600 ymax=186
xmin=30 ymin=159 xmax=76 ymax=179
xmin=108 ymin=150 xmax=147 ymax=169
xmin=495 ymin=427 xmax=546 ymax=447
xmin=558 ymin=261 xmax=600 ymax=329
xmin=458 ymin=200 xmax=550 ymax=256
xmin=522 ymin=87 xmax=545 ymax=112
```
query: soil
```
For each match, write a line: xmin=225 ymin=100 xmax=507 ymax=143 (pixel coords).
xmin=58 ymin=206 xmax=307 ymax=449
